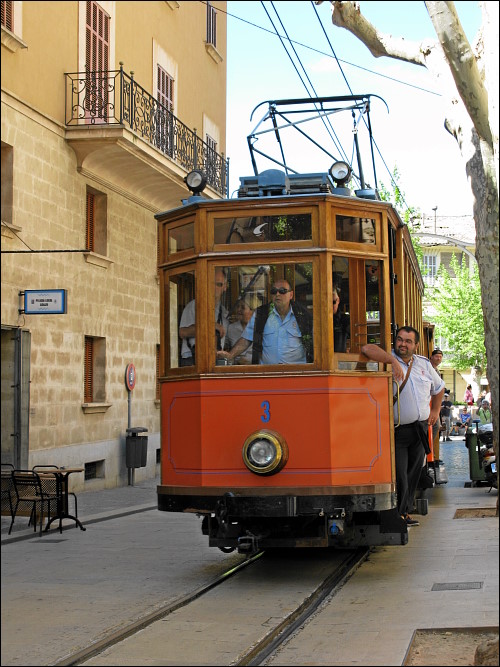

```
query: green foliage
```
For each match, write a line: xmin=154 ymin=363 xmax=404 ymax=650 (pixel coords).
xmin=379 ymin=166 xmax=423 ymax=263
xmin=429 ymin=254 xmax=486 ymax=372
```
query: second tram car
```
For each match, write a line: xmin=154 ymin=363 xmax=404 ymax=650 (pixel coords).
xmin=156 ymin=97 xmax=427 ymax=554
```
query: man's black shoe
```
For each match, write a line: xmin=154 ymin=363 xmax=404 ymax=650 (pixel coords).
xmin=404 ymin=514 xmax=420 ymax=527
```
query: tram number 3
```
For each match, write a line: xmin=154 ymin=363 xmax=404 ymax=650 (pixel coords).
xmin=261 ymin=400 xmax=270 ymax=423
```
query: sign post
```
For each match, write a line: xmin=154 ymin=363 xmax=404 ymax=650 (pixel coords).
xmin=125 ymin=363 xmax=136 ymax=485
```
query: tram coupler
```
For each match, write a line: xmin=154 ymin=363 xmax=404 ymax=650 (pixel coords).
xmin=237 ymin=534 xmax=259 ymax=554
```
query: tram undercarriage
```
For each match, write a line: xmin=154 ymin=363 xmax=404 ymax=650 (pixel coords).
xmin=159 ymin=491 xmax=408 ymax=553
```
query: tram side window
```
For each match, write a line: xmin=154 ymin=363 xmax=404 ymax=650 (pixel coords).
xmin=214 ymin=214 xmax=312 ymax=244
xmin=336 ymin=215 xmax=376 ymax=244
xmin=216 ymin=262 xmax=314 ymax=366
xmin=365 ymin=260 xmax=381 ymax=345
xmin=332 ymin=257 xmax=384 ymax=367
xmin=168 ymin=271 xmax=195 ymax=369
xmin=332 ymin=257 xmax=350 ymax=353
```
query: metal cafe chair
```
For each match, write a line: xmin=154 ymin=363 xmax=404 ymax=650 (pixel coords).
xmin=32 ymin=465 xmax=80 ymax=521
xmin=9 ymin=470 xmax=59 ymax=537
xmin=1 ymin=463 xmax=15 ymax=522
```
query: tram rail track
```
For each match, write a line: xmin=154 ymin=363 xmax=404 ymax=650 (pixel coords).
xmin=52 ymin=551 xmax=264 ymax=667
xmin=55 ymin=547 xmax=368 ymax=667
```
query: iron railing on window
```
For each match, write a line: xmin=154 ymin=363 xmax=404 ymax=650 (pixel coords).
xmin=64 ymin=65 xmax=229 ymax=197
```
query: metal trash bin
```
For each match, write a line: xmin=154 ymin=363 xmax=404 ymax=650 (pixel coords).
xmin=126 ymin=427 xmax=148 ymax=468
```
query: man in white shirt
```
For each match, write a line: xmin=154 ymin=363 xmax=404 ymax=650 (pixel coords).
xmin=361 ymin=326 xmax=445 ymax=527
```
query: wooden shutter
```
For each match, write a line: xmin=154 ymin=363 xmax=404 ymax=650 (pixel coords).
xmin=1 ymin=1 xmax=13 ymax=31
xmin=84 ymin=337 xmax=94 ymax=403
xmin=206 ymin=2 xmax=216 ymax=47
xmin=85 ymin=1 xmax=110 ymax=121
xmin=86 ymin=192 xmax=95 ymax=251
xmin=157 ymin=65 xmax=174 ymax=113
xmin=156 ymin=65 xmax=174 ymax=154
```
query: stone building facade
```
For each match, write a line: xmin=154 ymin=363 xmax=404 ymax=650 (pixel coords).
xmin=1 ymin=1 xmax=227 ymax=491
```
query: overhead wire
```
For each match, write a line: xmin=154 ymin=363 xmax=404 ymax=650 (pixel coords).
xmin=309 ymin=1 xmax=412 ymax=210
xmin=214 ymin=2 xmax=440 ymax=97
xmin=266 ymin=1 xmax=352 ymax=171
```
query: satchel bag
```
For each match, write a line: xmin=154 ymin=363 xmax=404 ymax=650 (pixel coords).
xmin=393 ymin=357 xmax=414 ymax=404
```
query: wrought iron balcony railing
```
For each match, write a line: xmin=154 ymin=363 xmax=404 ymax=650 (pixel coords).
xmin=64 ymin=65 xmax=229 ymax=197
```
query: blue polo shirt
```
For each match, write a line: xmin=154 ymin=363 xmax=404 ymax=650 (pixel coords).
xmin=243 ymin=305 xmax=306 ymax=364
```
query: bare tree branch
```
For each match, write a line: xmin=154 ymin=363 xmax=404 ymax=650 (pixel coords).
xmin=425 ymin=1 xmax=492 ymax=145
xmin=329 ymin=1 xmax=429 ymax=65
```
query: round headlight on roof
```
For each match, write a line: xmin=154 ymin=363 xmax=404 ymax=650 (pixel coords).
xmin=184 ymin=169 xmax=207 ymax=194
xmin=242 ymin=430 xmax=288 ymax=475
xmin=329 ymin=161 xmax=352 ymax=186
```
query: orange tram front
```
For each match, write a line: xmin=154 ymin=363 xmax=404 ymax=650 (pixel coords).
xmin=156 ymin=170 xmax=425 ymax=554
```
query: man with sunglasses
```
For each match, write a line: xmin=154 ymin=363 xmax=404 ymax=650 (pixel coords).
xmin=217 ymin=278 xmax=312 ymax=365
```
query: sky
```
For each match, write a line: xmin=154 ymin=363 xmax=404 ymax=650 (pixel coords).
xmin=225 ymin=1 xmax=483 ymax=219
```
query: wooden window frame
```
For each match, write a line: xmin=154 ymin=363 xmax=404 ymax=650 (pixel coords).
xmin=206 ymin=2 xmax=216 ymax=47
xmin=85 ymin=0 xmax=110 ymax=122
xmin=1 ymin=1 xmax=13 ymax=31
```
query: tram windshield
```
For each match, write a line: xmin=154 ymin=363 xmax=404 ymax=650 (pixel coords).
xmin=219 ymin=262 xmax=313 ymax=366
xmin=166 ymin=262 xmax=314 ymax=369
xmin=214 ymin=213 xmax=312 ymax=244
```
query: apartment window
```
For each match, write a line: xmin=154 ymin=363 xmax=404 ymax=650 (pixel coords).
xmin=86 ymin=186 xmax=107 ymax=255
xmin=156 ymin=65 xmax=174 ymax=155
xmin=84 ymin=336 xmax=106 ymax=403
xmin=205 ymin=134 xmax=217 ymax=185
xmin=157 ymin=65 xmax=174 ymax=112
xmin=206 ymin=1 xmax=216 ymax=47
xmin=85 ymin=0 xmax=110 ymax=122
xmin=1 ymin=1 xmax=13 ymax=31
xmin=422 ymin=254 xmax=438 ymax=286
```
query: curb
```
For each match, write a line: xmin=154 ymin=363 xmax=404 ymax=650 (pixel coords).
xmin=1 ymin=503 xmax=157 ymax=545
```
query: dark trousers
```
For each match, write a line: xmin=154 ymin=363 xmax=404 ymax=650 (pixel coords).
xmin=395 ymin=422 xmax=427 ymax=516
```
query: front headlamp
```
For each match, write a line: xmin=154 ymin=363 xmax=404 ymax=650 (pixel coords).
xmin=242 ymin=430 xmax=288 ymax=476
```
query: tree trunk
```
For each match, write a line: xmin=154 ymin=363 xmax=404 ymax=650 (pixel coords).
xmin=324 ymin=0 xmax=499 ymax=509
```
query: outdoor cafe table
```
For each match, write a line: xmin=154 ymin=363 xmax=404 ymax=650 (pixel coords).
xmin=38 ymin=468 xmax=86 ymax=532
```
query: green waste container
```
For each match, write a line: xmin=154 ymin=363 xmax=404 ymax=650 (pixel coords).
xmin=466 ymin=420 xmax=486 ymax=485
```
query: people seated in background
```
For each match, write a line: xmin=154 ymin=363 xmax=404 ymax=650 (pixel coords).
xmin=477 ymin=400 xmax=492 ymax=425
xmin=225 ymin=295 xmax=259 ymax=364
xmin=217 ymin=278 xmax=313 ymax=365
xmin=450 ymin=406 xmax=472 ymax=437
xmin=179 ymin=268 xmax=229 ymax=366
xmin=333 ymin=285 xmax=350 ymax=353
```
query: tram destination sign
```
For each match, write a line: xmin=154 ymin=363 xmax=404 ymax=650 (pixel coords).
xmin=23 ymin=289 xmax=67 ymax=315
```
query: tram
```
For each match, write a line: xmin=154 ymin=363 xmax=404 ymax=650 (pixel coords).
xmin=156 ymin=96 xmax=427 ymax=554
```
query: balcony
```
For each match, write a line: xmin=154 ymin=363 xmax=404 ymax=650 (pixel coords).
xmin=64 ymin=66 xmax=229 ymax=211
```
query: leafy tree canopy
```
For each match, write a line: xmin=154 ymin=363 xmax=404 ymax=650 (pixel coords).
xmin=429 ymin=254 xmax=486 ymax=373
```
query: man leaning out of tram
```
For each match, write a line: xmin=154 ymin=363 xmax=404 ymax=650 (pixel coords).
xmin=217 ymin=278 xmax=312 ymax=365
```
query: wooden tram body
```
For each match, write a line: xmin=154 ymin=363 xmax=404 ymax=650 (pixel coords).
xmin=156 ymin=170 xmax=425 ymax=554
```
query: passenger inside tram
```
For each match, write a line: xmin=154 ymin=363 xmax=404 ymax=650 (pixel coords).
xmin=178 ymin=268 xmax=229 ymax=366
xmin=217 ymin=277 xmax=313 ymax=365
xmin=224 ymin=295 xmax=259 ymax=364
xmin=333 ymin=284 xmax=350 ymax=353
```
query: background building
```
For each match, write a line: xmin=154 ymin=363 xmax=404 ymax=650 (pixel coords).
xmin=1 ymin=0 xmax=228 ymax=491
xmin=416 ymin=211 xmax=485 ymax=405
